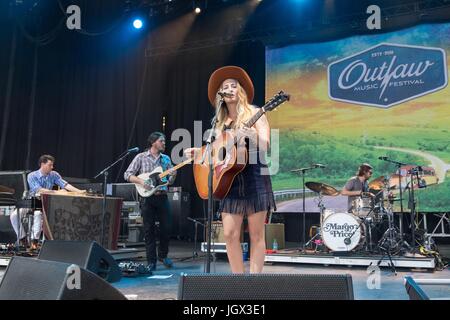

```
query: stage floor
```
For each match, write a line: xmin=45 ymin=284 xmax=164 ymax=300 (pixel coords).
xmin=1 ymin=240 xmax=449 ymax=300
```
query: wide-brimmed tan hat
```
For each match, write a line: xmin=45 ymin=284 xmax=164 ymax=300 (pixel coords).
xmin=207 ymin=66 xmax=254 ymax=106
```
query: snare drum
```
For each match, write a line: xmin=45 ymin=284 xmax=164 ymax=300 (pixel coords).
xmin=322 ymin=212 xmax=365 ymax=251
xmin=352 ymin=196 xmax=373 ymax=217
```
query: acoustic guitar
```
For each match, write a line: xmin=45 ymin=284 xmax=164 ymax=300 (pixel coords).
xmin=193 ymin=91 xmax=290 ymax=200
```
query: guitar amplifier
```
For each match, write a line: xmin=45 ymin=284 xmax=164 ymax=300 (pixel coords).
xmin=265 ymin=223 xmax=285 ymax=249
xmin=119 ymin=201 xmax=141 ymax=243
xmin=168 ymin=191 xmax=191 ymax=240
xmin=206 ymin=221 xmax=244 ymax=243
xmin=107 ymin=183 xmax=138 ymax=201
xmin=122 ymin=201 xmax=140 ymax=218
xmin=64 ymin=177 xmax=103 ymax=195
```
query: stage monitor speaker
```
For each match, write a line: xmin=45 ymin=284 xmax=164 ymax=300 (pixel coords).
xmin=178 ymin=273 xmax=354 ymax=300
xmin=0 ymin=256 xmax=126 ymax=300
xmin=38 ymin=240 xmax=122 ymax=283
xmin=404 ymin=276 xmax=429 ymax=300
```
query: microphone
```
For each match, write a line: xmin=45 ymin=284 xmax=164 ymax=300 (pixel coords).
xmin=127 ymin=147 xmax=139 ymax=153
xmin=378 ymin=156 xmax=388 ymax=160
xmin=344 ymin=238 xmax=351 ymax=245
xmin=218 ymin=91 xmax=233 ymax=98
xmin=314 ymin=163 xmax=326 ymax=168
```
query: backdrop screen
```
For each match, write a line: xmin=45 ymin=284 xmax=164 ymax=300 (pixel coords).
xmin=266 ymin=23 xmax=450 ymax=213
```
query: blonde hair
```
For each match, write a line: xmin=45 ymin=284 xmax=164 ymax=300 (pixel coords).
xmin=214 ymin=81 xmax=253 ymax=130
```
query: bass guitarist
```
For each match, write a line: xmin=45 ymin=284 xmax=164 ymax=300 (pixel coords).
xmin=185 ymin=66 xmax=276 ymax=274
xmin=124 ymin=132 xmax=176 ymax=271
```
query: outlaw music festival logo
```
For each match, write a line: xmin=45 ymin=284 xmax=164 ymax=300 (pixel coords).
xmin=328 ymin=43 xmax=448 ymax=108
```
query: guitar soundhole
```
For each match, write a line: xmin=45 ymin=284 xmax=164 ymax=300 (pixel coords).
xmin=218 ymin=147 xmax=227 ymax=162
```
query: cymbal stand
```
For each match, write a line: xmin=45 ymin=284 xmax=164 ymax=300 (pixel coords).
xmin=304 ymin=192 xmax=324 ymax=249
xmin=375 ymin=206 xmax=401 ymax=275
xmin=291 ymin=165 xmax=319 ymax=252
xmin=377 ymin=158 xmax=407 ymax=243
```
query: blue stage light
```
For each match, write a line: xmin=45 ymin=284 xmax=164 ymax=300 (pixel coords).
xmin=133 ymin=19 xmax=143 ymax=29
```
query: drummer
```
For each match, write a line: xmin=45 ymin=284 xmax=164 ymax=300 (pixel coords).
xmin=341 ymin=163 xmax=375 ymax=213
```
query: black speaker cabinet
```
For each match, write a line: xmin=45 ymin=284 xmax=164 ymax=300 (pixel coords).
xmin=168 ymin=191 xmax=191 ymax=240
xmin=178 ymin=273 xmax=354 ymax=300
xmin=0 ymin=257 xmax=126 ymax=300
xmin=0 ymin=215 xmax=16 ymax=243
xmin=38 ymin=240 xmax=122 ymax=283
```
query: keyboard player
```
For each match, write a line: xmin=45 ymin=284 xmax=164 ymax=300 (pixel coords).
xmin=10 ymin=154 xmax=85 ymax=250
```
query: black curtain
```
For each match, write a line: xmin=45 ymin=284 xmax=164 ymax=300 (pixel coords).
xmin=0 ymin=1 xmax=265 ymax=220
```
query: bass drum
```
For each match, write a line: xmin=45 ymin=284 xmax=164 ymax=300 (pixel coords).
xmin=322 ymin=213 xmax=365 ymax=251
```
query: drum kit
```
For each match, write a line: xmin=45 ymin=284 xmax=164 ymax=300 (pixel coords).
xmin=304 ymin=177 xmax=404 ymax=259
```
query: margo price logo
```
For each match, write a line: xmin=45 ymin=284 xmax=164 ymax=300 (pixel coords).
xmin=323 ymin=223 xmax=357 ymax=237
xmin=328 ymin=43 xmax=448 ymax=108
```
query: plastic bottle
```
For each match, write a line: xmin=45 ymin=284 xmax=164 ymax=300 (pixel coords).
xmin=272 ymin=238 xmax=278 ymax=251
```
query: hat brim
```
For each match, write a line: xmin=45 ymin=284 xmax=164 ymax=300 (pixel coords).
xmin=208 ymin=66 xmax=254 ymax=106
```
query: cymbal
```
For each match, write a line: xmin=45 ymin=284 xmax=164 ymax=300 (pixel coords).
xmin=0 ymin=185 xmax=14 ymax=194
xmin=305 ymin=181 xmax=339 ymax=196
xmin=369 ymin=176 xmax=396 ymax=191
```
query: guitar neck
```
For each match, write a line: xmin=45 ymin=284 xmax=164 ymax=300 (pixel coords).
xmin=245 ymin=108 xmax=265 ymax=128
xmin=244 ymin=91 xmax=289 ymax=128
xmin=158 ymin=158 xmax=193 ymax=179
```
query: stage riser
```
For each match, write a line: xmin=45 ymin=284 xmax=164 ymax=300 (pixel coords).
xmin=265 ymin=254 xmax=435 ymax=269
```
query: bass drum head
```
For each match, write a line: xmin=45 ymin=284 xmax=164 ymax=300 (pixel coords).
xmin=322 ymin=213 xmax=364 ymax=251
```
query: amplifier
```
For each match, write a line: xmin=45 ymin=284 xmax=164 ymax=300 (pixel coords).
xmin=168 ymin=191 xmax=191 ymax=240
xmin=119 ymin=201 xmax=141 ymax=243
xmin=122 ymin=201 xmax=140 ymax=218
xmin=206 ymin=221 xmax=244 ymax=243
xmin=107 ymin=183 xmax=138 ymax=201
xmin=265 ymin=223 xmax=285 ymax=249
xmin=63 ymin=177 xmax=103 ymax=194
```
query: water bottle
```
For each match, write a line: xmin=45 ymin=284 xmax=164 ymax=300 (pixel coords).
xmin=272 ymin=238 xmax=278 ymax=251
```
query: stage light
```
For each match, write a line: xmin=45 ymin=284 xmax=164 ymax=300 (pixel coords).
xmin=193 ymin=0 xmax=204 ymax=14
xmin=133 ymin=18 xmax=143 ymax=29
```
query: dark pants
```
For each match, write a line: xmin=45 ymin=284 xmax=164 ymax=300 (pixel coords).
xmin=141 ymin=194 xmax=170 ymax=264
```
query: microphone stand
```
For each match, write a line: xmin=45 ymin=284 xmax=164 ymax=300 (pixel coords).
xmin=94 ymin=149 xmax=136 ymax=248
xmin=291 ymin=165 xmax=319 ymax=252
xmin=379 ymin=157 xmax=406 ymax=242
xmin=408 ymin=166 xmax=424 ymax=251
xmin=202 ymin=108 xmax=220 ymax=273
xmin=187 ymin=217 xmax=205 ymax=260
